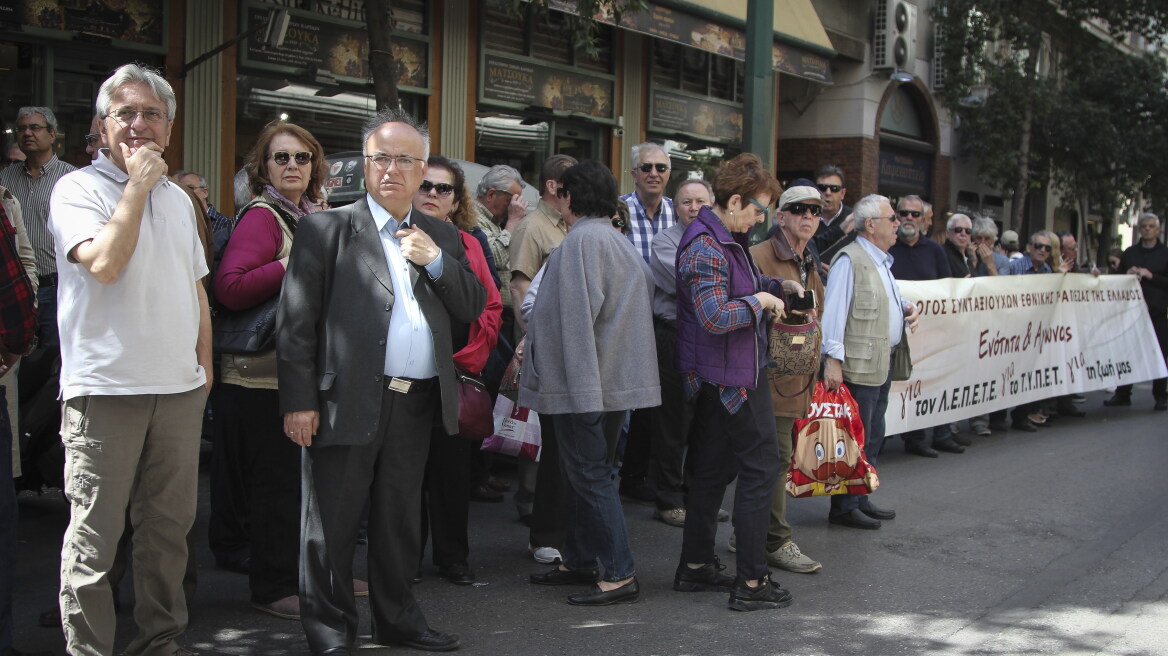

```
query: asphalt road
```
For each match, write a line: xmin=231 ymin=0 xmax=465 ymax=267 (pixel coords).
xmin=11 ymin=388 xmax=1168 ymax=656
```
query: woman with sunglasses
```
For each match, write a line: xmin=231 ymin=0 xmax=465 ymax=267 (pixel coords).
xmin=411 ymin=156 xmax=503 ymax=585
xmin=673 ymin=153 xmax=804 ymax=612
xmin=213 ymin=121 xmax=344 ymax=620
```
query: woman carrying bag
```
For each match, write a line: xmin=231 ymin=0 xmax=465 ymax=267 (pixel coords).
xmin=212 ymin=121 xmax=354 ymax=619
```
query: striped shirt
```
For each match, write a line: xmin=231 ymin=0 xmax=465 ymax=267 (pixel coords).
xmin=0 ymin=155 xmax=77 ymax=277
xmin=621 ymin=191 xmax=674 ymax=263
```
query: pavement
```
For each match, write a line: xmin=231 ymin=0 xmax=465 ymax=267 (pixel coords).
xmin=10 ymin=388 xmax=1168 ymax=656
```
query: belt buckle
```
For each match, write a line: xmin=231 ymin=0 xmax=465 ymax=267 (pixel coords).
xmin=388 ymin=377 xmax=413 ymax=393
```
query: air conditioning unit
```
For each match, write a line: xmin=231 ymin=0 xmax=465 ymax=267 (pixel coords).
xmin=873 ymin=0 xmax=918 ymax=71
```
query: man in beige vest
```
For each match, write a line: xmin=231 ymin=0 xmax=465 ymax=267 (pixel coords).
xmin=821 ymin=195 xmax=919 ymax=530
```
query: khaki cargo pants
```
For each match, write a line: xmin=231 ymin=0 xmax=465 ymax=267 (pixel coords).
xmin=59 ymin=387 xmax=207 ymax=656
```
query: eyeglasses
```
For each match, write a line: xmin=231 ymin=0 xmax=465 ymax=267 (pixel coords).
xmin=784 ymin=203 xmax=822 ymax=217
xmin=898 ymin=209 xmax=922 ymax=218
xmin=185 ymin=185 xmax=208 ymax=192
xmin=636 ymin=163 xmax=669 ymax=174
xmin=555 ymin=186 xmax=569 ymax=197
xmin=816 ymin=184 xmax=842 ymax=193
xmin=269 ymin=150 xmax=313 ymax=166
xmin=16 ymin=124 xmax=47 ymax=133
xmin=873 ymin=214 xmax=900 ymax=223
xmin=419 ymin=180 xmax=455 ymax=197
xmin=747 ymin=198 xmax=770 ymax=219
xmin=950 ymin=226 xmax=972 ymax=234
xmin=1031 ymin=243 xmax=1052 ymax=252
xmin=365 ymin=154 xmax=424 ymax=171
xmin=108 ymin=107 xmax=167 ymax=124
xmin=83 ymin=133 xmax=101 ymax=146
xmin=973 ymin=234 xmax=995 ymax=242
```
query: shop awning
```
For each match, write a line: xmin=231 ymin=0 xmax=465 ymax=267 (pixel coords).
xmin=674 ymin=0 xmax=836 ymax=56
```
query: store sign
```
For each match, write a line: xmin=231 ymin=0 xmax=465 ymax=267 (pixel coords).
xmin=649 ymin=90 xmax=742 ymax=143
xmin=241 ymin=2 xmax=428 ymax=89
xmin=879 ymin=149 xmax=931 ymax=194
xmin=481 ymin=54 xmax=614 ymax=120
xmin=12 ymin=0 xmax=166 ymax=49
xmin=547 ymin=0 xmax=833 ymax=84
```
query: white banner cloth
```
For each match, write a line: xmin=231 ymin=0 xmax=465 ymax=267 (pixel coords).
xmin=885 ymin=273 xmax=1167 ymax=433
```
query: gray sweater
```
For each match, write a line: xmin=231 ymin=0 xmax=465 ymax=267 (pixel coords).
xmin=519 ymin=216 xmax=661 ymax=415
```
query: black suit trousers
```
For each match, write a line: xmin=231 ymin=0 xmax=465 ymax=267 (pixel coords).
xmin=420 ymin=426 xmax=474 ymax=567
xmin=300 ymin=384 xmax=438 ymax=652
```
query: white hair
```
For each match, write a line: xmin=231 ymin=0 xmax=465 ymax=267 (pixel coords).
xmin=946 ymin=213 xmax=972 ymax=230
xmin=476 ymin=164 xmax=524 ymax=198
xmin=853 ymin=195 xmax=890 ymax=234
xmin=630 ymin=141 xmax=667 ymax=167
xmin=96 ymin=63 xmax=177 ymax=120
xmin=17 ymin=106 xmax=59 ymax=132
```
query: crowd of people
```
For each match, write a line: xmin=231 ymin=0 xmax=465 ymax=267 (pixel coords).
xmin=1 ymin=61 xmax=1166 ymax=656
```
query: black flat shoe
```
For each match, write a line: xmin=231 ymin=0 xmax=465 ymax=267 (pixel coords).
xmin=932 ymin=438 xmax=965 ymax=454
xmin=1103 ymin=395 xmax=1131 ymax=407
xmin=530 ymin=566 xmax=600 ymax=586
xmin=728 ymin=574 xmax=793 ymax=612
xmin=567 ymin=578 xmax=640 ymax=606
xmin=439 ymin=563 xmax=476 ymax=586
xmin=1011 ymin=420 xmax=1038 ymax=433
xmin=951 ymin=434 xmax=973 ymax=446
xmin=399 ymin=629 xmax=461 ymax=652
xmin=860 ymin=502 xmax=896 ymax=520
xmin=828 ymin=509 xmax=881 ymax=530
xmin=905 ymin=442 xmax=939 ymax=458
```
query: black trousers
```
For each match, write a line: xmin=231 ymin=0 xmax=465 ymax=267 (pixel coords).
xmin=648 ymin=320 xmax=694 ymax=511
xmin=682 ymin=373 xmax=779 ymax=583
xmin=1116 ymin=311 xmax=1168 ymax=401
xmin=207 ymin=381 xmax=250 ymax=568
xmin=618 ymin=408 xmax=654 ymax=487
xmin=528 ymin=413 xmax=565 ymax=550
xmin=217 ymin=384 xmax=300 ymax=603
xmin=420 ymin=428 xmax=474 ymax=567
xmin=300 ymin=384 xmax=437 ymax=652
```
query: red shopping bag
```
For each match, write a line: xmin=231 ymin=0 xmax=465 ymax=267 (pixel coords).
xmin=786 ymin=382 xmax=879 ymax=498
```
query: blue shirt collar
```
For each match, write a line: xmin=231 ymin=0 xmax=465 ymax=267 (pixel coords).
xmin=857 ymin=234 xmax=895 ymax=269
xmin=366 ymin=194 xmax=414 ymax=235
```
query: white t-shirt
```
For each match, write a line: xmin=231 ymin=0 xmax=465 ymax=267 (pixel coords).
xmin=49 ymin=151 xmax=209 ymax=400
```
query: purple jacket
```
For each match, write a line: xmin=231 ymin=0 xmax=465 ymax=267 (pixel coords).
xmin=675 ymin=208 xmax=766 ymax=388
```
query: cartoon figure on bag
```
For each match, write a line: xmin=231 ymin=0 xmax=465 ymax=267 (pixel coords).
xmin=787 ymin=391 xmax=880 ymax=497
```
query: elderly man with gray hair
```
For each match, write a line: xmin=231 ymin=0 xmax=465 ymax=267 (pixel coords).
xmin=50 ymin=62 xmax=212 ymax=656
xmin=621 ymin=142 xmax=675 ymax=263
xmin=475 ymin=164 xmax=527 ymax=340
xmin=822 ymin=194 xmax=919 ymax=530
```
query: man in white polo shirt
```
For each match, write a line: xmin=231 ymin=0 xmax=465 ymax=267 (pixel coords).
xmin=49 ymin=63 xmax=211 ymax=656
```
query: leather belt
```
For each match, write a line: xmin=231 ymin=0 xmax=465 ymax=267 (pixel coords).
xmin=384 ymin=376 xmax=438 ymax=393
xmin=38 ymin=273 xmax=57 ymax=287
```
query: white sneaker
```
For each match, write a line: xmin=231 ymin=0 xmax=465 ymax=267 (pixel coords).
xmin=529 ymin=545 xmax=562 ymax=564
xmin=767 ymin=541 xmax=822 ymax=573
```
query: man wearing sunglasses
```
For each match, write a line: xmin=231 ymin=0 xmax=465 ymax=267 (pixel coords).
xmin=889 ymin=195 xmax=963 ymax=457
xmin=1006 ymin=233 xmax=1054 ymax=275
xmin=810 ymin=165 xmax=856 ymax=261
xmin=943 ymin=214 xmax=975 ymax=278
xmin=621 ymin=142 xmax=675 ymax=264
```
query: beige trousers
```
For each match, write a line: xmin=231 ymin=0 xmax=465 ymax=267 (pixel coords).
xmin=59 ymin=387 xmax=207 ymax=656
xmin=766 ymin=416 xmax=795 ymax=551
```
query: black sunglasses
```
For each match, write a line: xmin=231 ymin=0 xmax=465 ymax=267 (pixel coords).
xmin=784 ymin=203 xmax=822 ymax=217
xmin=636 ymin=163 xmax=669 ymax=174
xmin=269 ymin=150 xmax=313 ymax=166
xmin=950 ymin=226 xmax=972 ymax=234
xmin=1031 ymin=243 xmax=1052 ymax=252
xmin=419 ymin=180 xmax=455 ymax=196
xmin=816 ymin=184 xmax=842 ymax=193
xmin=898 ymin=209 xmax=922 ymax=218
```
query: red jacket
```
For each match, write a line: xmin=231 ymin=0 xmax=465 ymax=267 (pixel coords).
xmin=455 ymin=230 xmax=502 ymax=374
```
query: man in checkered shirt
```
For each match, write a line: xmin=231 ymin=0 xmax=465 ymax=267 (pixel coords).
xmin=621 ymin=142 xmax=675 ymax=263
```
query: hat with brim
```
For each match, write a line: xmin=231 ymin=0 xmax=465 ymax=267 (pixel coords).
xmin=778 ymin=186 xmax=825 ymax=210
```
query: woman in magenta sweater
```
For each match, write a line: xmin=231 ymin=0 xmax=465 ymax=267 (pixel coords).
xmin=213 ymin=121 xmax=332 ymax=620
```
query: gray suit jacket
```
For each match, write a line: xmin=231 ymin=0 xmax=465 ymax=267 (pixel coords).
xmin=276 ymin=197 xmax=486 ymax=444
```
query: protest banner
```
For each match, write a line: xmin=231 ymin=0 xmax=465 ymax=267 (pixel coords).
xmin=886 ymin=273 xmax=1167 ymax=433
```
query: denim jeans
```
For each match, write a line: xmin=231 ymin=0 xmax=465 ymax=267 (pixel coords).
xmin=830 ymin=371 xmax=892 ymax=516
xmin=554 ymin=411 xmax=636 ymax=582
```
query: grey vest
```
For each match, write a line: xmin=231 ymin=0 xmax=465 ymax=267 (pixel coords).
xmin=834 ymin=240 xmax=892 ymax=386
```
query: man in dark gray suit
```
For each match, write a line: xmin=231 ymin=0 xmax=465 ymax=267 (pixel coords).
xmin=277 ymin=108 xmax=485 ymax=654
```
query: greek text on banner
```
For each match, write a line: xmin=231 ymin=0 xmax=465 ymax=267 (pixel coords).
xmin=885 ymin=274 xmax=1167 ymax=434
